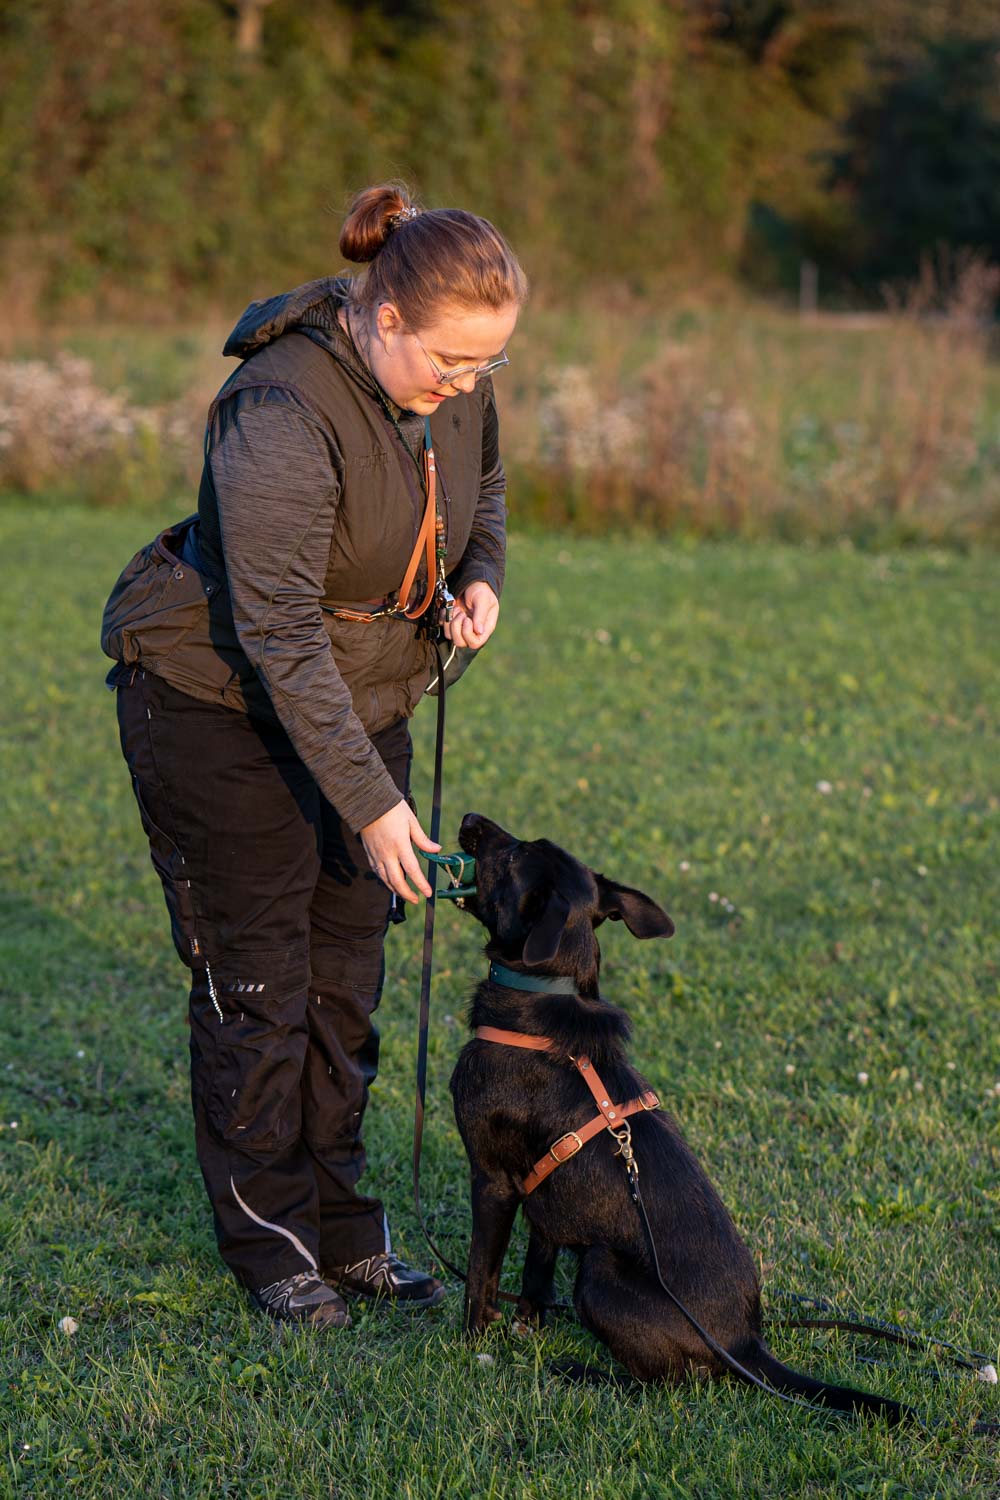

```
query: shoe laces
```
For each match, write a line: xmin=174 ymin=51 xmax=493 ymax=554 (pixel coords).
xmin=258 ymin=1270 xmax=322 ymax=1300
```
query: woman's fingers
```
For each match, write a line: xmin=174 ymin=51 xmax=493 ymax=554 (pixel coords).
xmin=408 ymin=812 xmax=441 ymax=853
xmin=443 ymin=605 xmax=470 ymax=644
xmin=359 ymin=800 xmax=439 ymax=902
xmin=448 ymin=583 xmax=499 ymax=648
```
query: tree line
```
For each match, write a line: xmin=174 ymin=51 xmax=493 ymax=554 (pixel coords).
xmin=1 ymin=0 xmax=998 ymax=312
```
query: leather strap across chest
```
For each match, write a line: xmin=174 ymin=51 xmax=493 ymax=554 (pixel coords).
xmin=474 ymin=1026 xmax=659 ymax=1194
xmin=329 ymin=417 xmax=440 ymax=623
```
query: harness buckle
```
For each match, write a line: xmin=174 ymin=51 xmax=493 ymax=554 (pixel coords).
xmin=549 ymin=1131 xmax=584 ymax=1164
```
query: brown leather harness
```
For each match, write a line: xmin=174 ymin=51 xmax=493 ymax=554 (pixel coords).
xmin=474 ymin=1026 xmax=660 ymax=1194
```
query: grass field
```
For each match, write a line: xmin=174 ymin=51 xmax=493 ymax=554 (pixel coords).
xmin=1 ymin=503 xmax=998 ymax=1498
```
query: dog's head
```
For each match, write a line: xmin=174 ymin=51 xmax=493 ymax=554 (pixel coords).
xmin=458 ymin=812 xmax=673 ymax=992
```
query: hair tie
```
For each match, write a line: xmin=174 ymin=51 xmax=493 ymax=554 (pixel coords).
xmin=387 ymin=205 xmax=420 ymax=233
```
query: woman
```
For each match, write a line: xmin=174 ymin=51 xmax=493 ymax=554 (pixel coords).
xmin=101 ymin=183 xmax=526 ymax=1329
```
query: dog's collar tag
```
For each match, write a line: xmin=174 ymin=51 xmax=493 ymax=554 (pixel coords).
xmin=488 ymin=961 xmax=578 ymax=995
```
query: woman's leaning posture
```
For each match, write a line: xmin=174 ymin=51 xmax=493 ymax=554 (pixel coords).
xmin=102 ymin=183 xmax=526 ymax=1328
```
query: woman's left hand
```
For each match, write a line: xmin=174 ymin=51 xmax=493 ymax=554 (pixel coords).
xmin=444 ymin=581 xmax=499 ymax=649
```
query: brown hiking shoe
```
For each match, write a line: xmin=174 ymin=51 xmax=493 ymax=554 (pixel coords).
xmin=249 ymin=1270 xmax=352 ymax=1328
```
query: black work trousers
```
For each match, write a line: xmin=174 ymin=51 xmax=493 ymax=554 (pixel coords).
xmin=115 ymin=668 xmax=411 ymax=1288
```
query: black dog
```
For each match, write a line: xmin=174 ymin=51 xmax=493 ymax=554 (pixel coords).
xmin=449 ymin=812 xmax=909 ymax=1423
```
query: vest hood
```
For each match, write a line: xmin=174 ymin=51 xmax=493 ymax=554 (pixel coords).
xmin=222 ymin=276 xmax=352 ymax=360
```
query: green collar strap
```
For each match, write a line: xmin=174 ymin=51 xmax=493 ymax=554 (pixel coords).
xmin=488 ymin=961 xmax=578 ymax=995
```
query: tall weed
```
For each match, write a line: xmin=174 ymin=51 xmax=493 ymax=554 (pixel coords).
xmin=513 ymin=259 xmax=1000 ymax=543
xmin=2 ymin=265 xmax=998 ymax=544
xmin=0 ymin=353 xmax=201 ymax=509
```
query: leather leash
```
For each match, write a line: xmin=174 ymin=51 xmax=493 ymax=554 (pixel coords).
xmin=411 ymin=641 xmax=471 ymax=1285
xmin=330 ymin=415 xmax=446 ymax=624
xmin=409 ymin=680 xmax=566 ymax=1306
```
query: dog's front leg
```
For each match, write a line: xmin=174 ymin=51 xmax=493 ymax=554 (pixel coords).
xmin=513 ymin=1226 xmax=559 ymax=1331
xmin=464 ymin=1171 xmax=519 ymax=1336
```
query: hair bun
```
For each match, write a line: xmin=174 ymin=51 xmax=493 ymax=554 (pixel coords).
xmin=340 ymin=182 xmax=421 ymax=263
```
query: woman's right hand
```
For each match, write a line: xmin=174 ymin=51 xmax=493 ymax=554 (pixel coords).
xmin=360 ymin=800 xmax=441 ymax=903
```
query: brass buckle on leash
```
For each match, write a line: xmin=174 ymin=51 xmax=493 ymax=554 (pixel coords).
xmin=609 ymin=1118 xmax=638 ymax=1179
xmin=550 ymin=1131 xmax=584 ymax=1163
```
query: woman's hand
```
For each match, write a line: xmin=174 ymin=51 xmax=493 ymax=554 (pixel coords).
xmin=360 ymin=800 xmax=441 ymax=904
xmin=444 ymin=581 xmax=499 ymax=649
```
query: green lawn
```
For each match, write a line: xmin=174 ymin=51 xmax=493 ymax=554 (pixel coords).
xmin=1 ymin=505 xmax=997 ymax=1498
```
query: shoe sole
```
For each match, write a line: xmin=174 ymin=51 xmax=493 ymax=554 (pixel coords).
xmin=330 ymin=1283 xmax=447 ymax=1310
xmin=255 ymin=1305 xmax=353 ymax=1329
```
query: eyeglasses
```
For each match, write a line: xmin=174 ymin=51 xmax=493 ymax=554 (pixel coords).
xmin=411 ymin=332 xmax=509 ymax=386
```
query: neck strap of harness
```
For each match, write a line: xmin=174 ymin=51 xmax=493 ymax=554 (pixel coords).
xmin=473 ymin=1025 xmax=659 ymax=1194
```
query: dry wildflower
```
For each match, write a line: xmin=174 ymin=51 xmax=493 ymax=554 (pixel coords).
xmin=679 ymin=861 xmax=690 ymax=873
xmin=0 ymin=353 xmax=199 ymax=501
xmin=58 ymin=1316 xmax=79 ymax=1335
xmin=857 ymin=1072 xmax=869 ymax=1086
xmin=785 ymin=1064 xmax=796 ymax=1076
xmin=816 ymin=780 xmax=833 ymax=795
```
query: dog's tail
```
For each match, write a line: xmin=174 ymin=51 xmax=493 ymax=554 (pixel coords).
xmin=732 ymin=1337 xmax=918 ymax=1426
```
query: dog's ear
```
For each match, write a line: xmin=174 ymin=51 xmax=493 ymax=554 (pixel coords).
xmin=522 ymin=888 xmax=573 ymax=965
xmin=595 ymin=874 xmax=674 ymax=939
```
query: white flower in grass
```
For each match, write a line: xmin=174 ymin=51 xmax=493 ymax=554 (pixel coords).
xmin=58 ymin=1316 xmax=79 ymax=1335
xmin=916 ymin=865 xmax=928 ymax=877
xmin=785 ymin=1064 xmax=796 ymax=1076
xmin=816 ymin=780 xmax=833 ymax=795
xmin=857 ymin=1072 xmax=869 ymax=1086
xmin=679 ymin=861 xmax=690 ymax=873
xmin=594 ymin=628 xmax=612 ymax=645
xmin=946 ymin=1061 xmax=957 ymax=1071
xmin=76 ymin=1049 xmax=85 ymax=1058
xmin=9 ymin=1121 xmax=17 ymax=1129
xmin=708 ymin=892 xmax=719 ymax=903
xmin=913 ymin=1081 xmax=924 ymax=1093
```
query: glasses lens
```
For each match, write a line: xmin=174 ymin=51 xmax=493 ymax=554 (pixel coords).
xmin=427 ymin=349 xmax=509 ymax=384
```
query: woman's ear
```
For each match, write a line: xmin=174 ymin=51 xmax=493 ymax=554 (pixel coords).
xmin=595 ymin=874 xmax=674 ymax=939
xmin=522 ymin=888 xmax=572 ymax=965
xmin=375 ymin=300 xmax=404 ymax=345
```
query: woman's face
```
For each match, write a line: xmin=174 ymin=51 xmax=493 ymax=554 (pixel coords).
xmin=364 ymin=300 xmax=520 ymax=415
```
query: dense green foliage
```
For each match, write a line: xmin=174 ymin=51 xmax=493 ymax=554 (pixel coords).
xmin=2 ymin=507 xmax=997 ymax=1495
xmin=2 ymin=0 xmax=998 ymax=314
